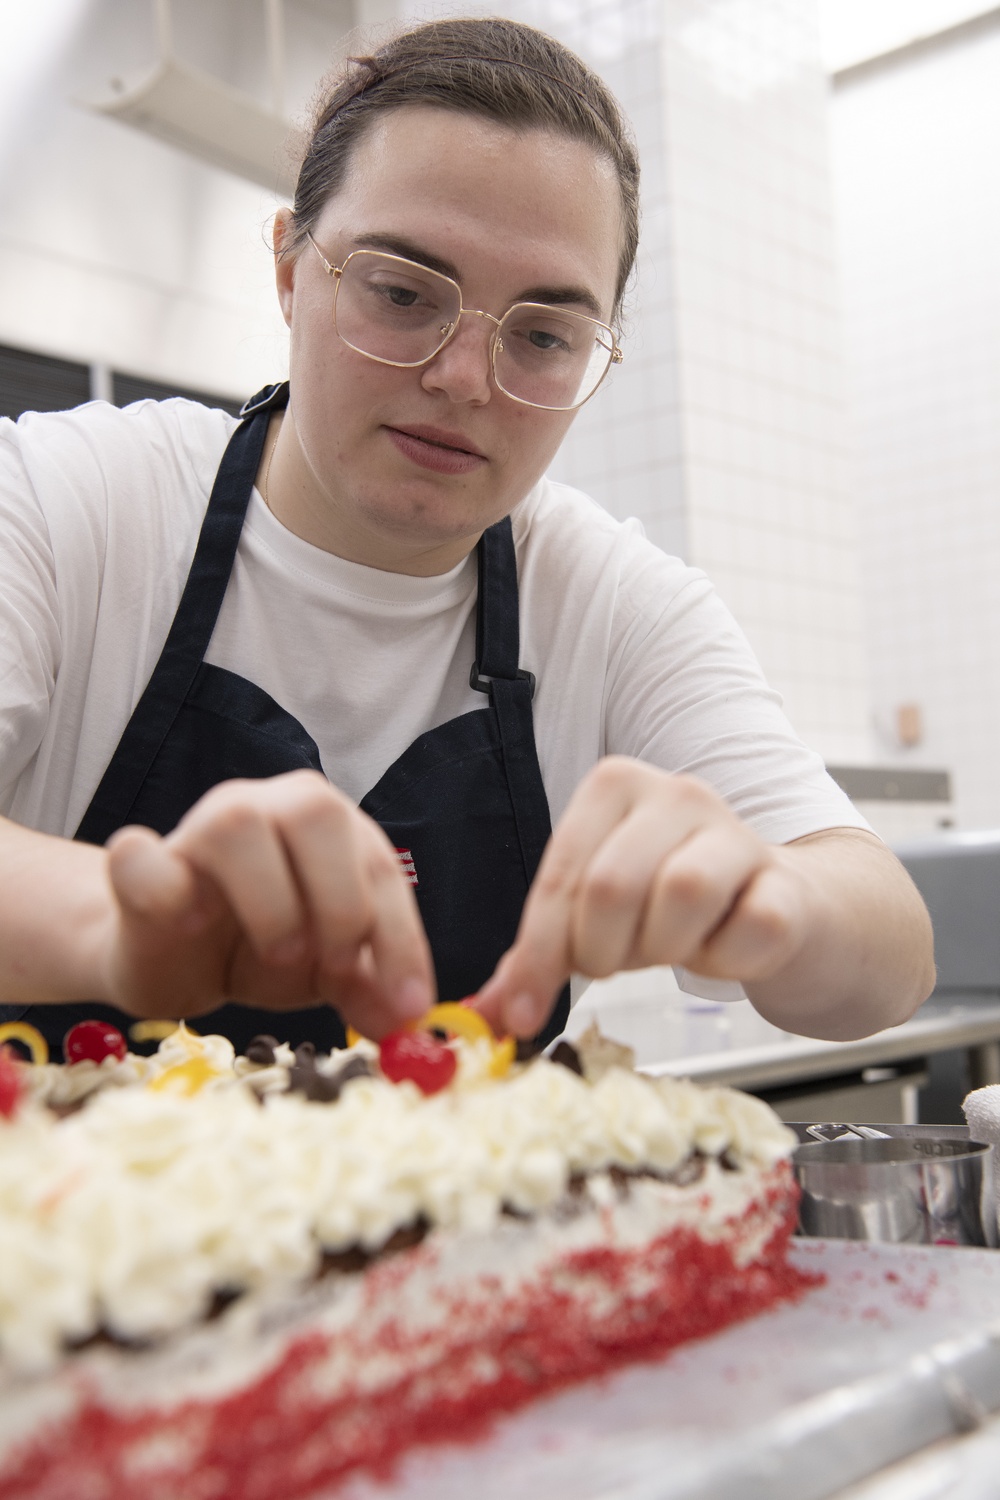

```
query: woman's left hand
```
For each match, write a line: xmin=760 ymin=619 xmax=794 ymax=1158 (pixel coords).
xmin=473 ymin=756 xmax=934 ymax=1042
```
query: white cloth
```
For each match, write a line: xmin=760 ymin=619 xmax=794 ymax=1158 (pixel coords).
xmin=0 ymin=397 xmax=870 ymax=1001
xmin=963 ymin=1087 xmax=1000 ymax=1148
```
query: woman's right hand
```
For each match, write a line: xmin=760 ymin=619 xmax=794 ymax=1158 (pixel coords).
xmin=93 ymin=771 xmax=435 ymax=1038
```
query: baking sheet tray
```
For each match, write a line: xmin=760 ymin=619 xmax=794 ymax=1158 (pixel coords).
xmin=334 ymin=1241 xmax=1000 ymax=1500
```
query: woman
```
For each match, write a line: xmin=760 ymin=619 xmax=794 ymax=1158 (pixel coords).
xmin=0 ymin=18 xmax=932 ymax=1058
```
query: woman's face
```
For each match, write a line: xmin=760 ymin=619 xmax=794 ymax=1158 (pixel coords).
xmin=274 ymin=106 xmax=623 ymax=574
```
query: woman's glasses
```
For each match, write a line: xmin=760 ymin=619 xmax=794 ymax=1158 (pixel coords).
xmin=307 ymin=235 xmax=622 ymax=411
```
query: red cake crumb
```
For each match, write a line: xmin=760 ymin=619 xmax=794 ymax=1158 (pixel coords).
xmin=0 ymin=1184 xmax=812 ymax=1500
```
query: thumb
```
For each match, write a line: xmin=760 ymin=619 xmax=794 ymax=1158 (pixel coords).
xmin=106 ymin=826 xmax=203 ymax=926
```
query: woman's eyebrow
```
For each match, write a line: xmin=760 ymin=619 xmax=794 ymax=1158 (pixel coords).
xmin=350 ymin=232 xmax=604 ymax=318
xmin=352 ymin=232 xmax=459 ymax=279
xmin=516 ymin=284 xmax=603 ymax=318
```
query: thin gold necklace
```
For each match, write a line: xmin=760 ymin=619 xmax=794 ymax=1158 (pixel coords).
xmin=260 ymin=430 xmax=277 ymax=510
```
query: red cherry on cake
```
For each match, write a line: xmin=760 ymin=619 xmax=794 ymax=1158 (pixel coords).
xmin=0 ymin=1048 xmax=23 ymax=1119
xmin=64 ymin=1020 xmax=128 ymax=1065
xmin=379 ymin=1030 xmax=457 ymax=1095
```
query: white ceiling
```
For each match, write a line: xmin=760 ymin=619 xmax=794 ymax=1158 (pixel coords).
xmin=819 ymin=0 xmax=1000 ymax=73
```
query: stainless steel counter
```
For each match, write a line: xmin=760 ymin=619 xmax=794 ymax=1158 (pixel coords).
xmin=641 ymin=996 xmax=1000 ymax=1093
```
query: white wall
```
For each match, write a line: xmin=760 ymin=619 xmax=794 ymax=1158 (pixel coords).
xmin=0 ymin=0 xmax=351 ymax=400
xmin=830 ymin=19 xmax=1000 ymax=828
xmin=512 ymin=0 xmax=874 ymax=767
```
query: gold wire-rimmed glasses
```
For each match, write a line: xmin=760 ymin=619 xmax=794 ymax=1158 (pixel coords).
xmin=306 ymin=233 xmax=622 ymax=412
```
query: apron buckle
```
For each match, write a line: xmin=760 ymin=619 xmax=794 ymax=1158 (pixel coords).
xmin=469 ymin=663 xmax=536 ymax=698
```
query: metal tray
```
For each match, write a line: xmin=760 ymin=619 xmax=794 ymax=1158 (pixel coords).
xmin=336 ymin=1240 xmax=1000 ymax=1500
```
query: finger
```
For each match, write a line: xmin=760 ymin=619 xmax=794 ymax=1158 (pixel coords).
xmin=686 ymin=863 xmax=805 ymax=980
xmin=106 ymin=826 xmax=200 ymax=922
xmin=475 ymin=764 xmax=647 ymax=1034
xmin=262 ymin=785 xmax=434 ymax=1020
xmin=568 ymin=808 xmax=706 ymax=978
xmin=331 ymin=951 xmax=430 ymax=1042
xmin=478 ymin=763 xmax=723 ymax=1037
xmin=169 ymin=783 xmax=310 ymax=961
xmin=259 ymin=780 xmax=377 ymax=965
xmin=634 ymin=825 xmax=765 ymax=970
xmin=104 ymin=828 xmax=234 ymax=1019
xmin=355 ymin=834 xmax=436 ymax=1023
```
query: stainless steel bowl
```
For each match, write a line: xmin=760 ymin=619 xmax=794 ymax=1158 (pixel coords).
xmin=794 ymin=1134 xmax=996 ymax=1246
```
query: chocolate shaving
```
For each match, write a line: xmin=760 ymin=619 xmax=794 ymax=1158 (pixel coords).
xmin=549 ymin=1040 xmax=583 ymax=1076
xmin=319 ymin=1218 xmax=429 ymax=1276
xmin=515 ymin=1036 xmax=546 ymax=1062
xmin=245 ymin=1035 xmax=279 ymax=1067
xmin=663 ymin=1155 xmax=708 ymax=1187
xmin=286 ymin=1050 xmax=372 ymax=1103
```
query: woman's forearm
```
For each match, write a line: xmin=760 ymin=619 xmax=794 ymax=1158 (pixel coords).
xmin=0 ymin=816 xmax=113 ymax=1004
xmin=744 ymin=829 xmax=934 ymax=1041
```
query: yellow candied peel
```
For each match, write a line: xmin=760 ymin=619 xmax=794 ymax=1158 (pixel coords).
xmin=129 ymin=1019 xmax=196 ymax=1044
xmin=147 ymin=1055 xmax=221 ymax=1097
xmin=0 ymin=1022 xmax=49 ymax=1066
xmin=144 ymin=1023 xmax=230 ymax=1095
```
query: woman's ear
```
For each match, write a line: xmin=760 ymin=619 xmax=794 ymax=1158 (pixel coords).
xmin=272 ymin=209 xmax=296 ymax=328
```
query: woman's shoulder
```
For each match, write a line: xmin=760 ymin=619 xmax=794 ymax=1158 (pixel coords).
xmin=512 ymin=475 xmax=708 ymax=614
xmin=4 ymin=396 xmax=237 ymax=486
xmin=3 ymin=397 xmax=239 ymax=543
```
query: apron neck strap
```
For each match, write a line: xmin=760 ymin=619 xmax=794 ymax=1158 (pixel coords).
xmin=471 ymin=516 xmax=535 ymax=698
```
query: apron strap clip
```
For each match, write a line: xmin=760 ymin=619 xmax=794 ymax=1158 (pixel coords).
xmin=470 ymin=662 xmax=536 ymax=698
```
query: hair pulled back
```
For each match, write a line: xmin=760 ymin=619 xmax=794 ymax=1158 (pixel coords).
xmin=287 ymin=17 xmax=640 ymax=315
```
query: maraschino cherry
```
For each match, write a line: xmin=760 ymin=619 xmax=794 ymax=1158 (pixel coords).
xmin=63 ymin=1020 xmax=128 ymax=1065
xmin=0 ymin=1048 xmax=23 ymax=1119
xmin=379 ymin=1029 xmax=457 ymax=1095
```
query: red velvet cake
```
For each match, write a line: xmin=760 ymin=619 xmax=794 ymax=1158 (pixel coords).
xmin=0 ymin=1013 xmax=806 ymax=1499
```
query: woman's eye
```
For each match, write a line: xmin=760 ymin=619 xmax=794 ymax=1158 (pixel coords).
xmin=527 ymin=328 xmax=567 ymax=352
xmin=380 ymin=284 xmax=420 ymax=308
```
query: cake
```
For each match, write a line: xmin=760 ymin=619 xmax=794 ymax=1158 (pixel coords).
xmin=0 ymin=1009 xmax=807 ymax=1499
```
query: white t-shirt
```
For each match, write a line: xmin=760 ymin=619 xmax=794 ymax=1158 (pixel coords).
xmin=0 ymin=396 xmax=867 ymax=863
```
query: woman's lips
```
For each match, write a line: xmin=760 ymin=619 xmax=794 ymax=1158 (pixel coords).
xmin=386 ymin=426 xmax=487 ymax=476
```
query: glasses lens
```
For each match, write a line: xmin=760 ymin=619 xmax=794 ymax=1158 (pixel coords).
xmin=494 ymin=305 xmax=615 ymax=409
xmin=335 ymin=252 xmax=461 ymax=366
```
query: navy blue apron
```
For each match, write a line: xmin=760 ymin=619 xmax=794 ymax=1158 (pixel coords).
xmin=11 ymin=384 xmax=569 ymax=1060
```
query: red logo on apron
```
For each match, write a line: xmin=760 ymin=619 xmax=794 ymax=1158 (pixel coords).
xmin=395 ymin=848 xmax=418 ymax=886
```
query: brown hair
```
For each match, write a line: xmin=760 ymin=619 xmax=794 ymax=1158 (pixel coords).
xmin=285 ymin=17 xmax=640 ymax=316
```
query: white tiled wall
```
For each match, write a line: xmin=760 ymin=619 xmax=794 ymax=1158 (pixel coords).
xmin=503 ymin=0 xmax=874 ymax=767
xmin=830 ymin=21 xmax=1000 ymax=829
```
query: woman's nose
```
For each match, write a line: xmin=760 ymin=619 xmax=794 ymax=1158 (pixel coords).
xmin=419 ymin=310 xmax=496 ymax=405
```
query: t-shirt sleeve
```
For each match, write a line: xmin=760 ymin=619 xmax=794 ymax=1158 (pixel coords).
xmin=0 ymin=423 xmax=61 ymax=806
xmin=602 ymin=528 xmax=869 ymax=845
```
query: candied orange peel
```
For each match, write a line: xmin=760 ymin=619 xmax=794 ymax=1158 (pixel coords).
xmin=0 ymin=1022 xmax=49 ymax=1066
xmin=130 ymin=1020 xmax=194 ymax=1044
xmin=148 ymin=1055 xmax=219 ymax=1097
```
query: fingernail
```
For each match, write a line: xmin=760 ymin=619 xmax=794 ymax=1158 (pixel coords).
xmin=505 ymin=992 xmax=538 ymax=1038
xmin=397 ymin=977 xmax=431 ymax=1018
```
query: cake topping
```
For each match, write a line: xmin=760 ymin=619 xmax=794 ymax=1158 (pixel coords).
xmin=0 ymin=1022 xmax=795 ymax=1371
xmin=245 ymin=1034 xmax=279 ymax=1066
xmin=129 ymin=1019 xmax=185 ymax=1045
xmin=573 ymin=1022 xmax=636 ymax=1082
xmin=549 ymin=1040 xmax=584 ymax=1076
xmin=0 ymin=1021 xmax=49 ymax=1065
xmin=379 ymin=1029 xmax=457 ymax=1094
xmin=0 ymin=1047 xmax=24 ymax=1119
xmin=63 ymin=1020 xmax=127 ymax=1066
xmin=287 ymin=1047 xmax=372 ymax=1102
